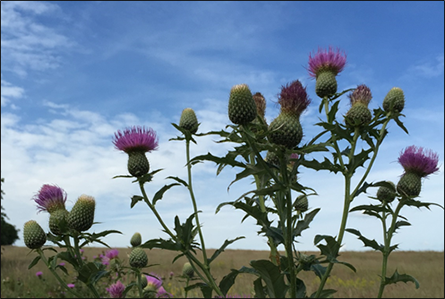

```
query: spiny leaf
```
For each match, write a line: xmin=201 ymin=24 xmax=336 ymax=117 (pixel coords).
xmin=346 ymin=228 xmax=384 ymax=252
xmin=152 ymin=183 xmax=180 ymax=206
xmin=385 ymin=269 xmax=419 ymax=289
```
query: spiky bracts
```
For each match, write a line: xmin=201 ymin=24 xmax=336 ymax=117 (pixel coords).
xmin=376 ymin=182 xmax=396 ymax=203
xmin=33 ymin=184 xmax=67 ymax=214
xmin=397 ymin=145 xmax=439 ymax=197
xmin=23 ymin=220 xmax=46 ymax=249
xmin=383 ymin=87 xmax=405 ymax=113
xmin=345 ymin=84 xmax=372 ymax=127
xmin=67 ymin=195 xmax=95 ymax=232
xmin=179 ymin=108 xmax=199 ymax=134
xmin=129 ymin=247 xmax=148 ymax=268
xmin=113 ymin=126 xmax=159 ymax=177
xmin=182 ymin=262 xmax=194 ymax=278
xmin=269 ymin=80 xmax=310 ymax=149
xmin=308 ymin=46 xmax=347 ymax=98
xmin=130 ymin=232 xmax=142 ymax=247
xmin=49 ymin=209 xmax=69 ymax=235
xmin=228 ymin=84 xmax=257 ymax=125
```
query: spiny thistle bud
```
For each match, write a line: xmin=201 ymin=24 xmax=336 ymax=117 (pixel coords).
xmin=179 ymin=108 xmax=199 ymax=134
xmin=308 ymin=46 xmax=347 ymax=98
xmin=252 ymin=92 xmax=267 ymax=124
xmin=269 ymin=80 xmax=310 ymax=149
xmin=23 ymin=220 xmax=46 ymax=249
xmin=182 ymin=262 xmax=194 ymax=278
xmin=129 ymin=247 xmax=148 ymax=268
xmin=49 ymin=209 xmax=69 ymax=235
xmin=113 ymin=126 xmax=159 ymax=177
xmin=228 ymin=84 xmax=257 ymax=125
xmin=67 ymin=195 xmax=95 ymax=232
xmin=376 ymin=182 xmax=396 ymax=203
xmin=383 ymin=87 xmax=405 ymax=113
xmin=130 ymin=232 xmax=142 ymax=247
xmin=33 ymin=184 xmax=67 ymax=214
xmin=294 ymin=195 xmax=309 ymax=212
xmin=345 ymin=84 xmax=372 ymax=127
xmin=396 ymin=146 xmax=439 ymax=198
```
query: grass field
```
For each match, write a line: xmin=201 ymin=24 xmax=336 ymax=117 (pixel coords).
xmin=1 ymin=246 xmax=443 ymax=298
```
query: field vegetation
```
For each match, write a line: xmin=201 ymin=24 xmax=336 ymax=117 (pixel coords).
xmin=1 ymin=246 xmax=443 ymax=298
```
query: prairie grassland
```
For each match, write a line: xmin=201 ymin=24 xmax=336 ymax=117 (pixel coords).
xmin=1 ymin=246 xmax=443 ymax=298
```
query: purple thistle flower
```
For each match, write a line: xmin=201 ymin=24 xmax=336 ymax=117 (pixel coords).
xmin=398 ymin=145 xmax=439 ymax=177
xmin=33 ymin=184 xmax=67 ymax=214
xmin=35 ymin=271 xmax=43 ymax=278
xmin=106 ymin=280 xmax=125 ymax=298
xmin=113 ymin=126 xmax=159 ymax=154
xmin=308 ymin=46 xmax=347 ymax=78
xmin=348 ymin=84 xmax=372 ymax=105
xmin=277 ymin=80 xmax=311 ymax=116
xmin=67 ymin=283 xmax=75 ymax=289
xmin=105 ymin=249 xmax=119 ymax=259
xmin=145 ymin=274 xmax=163 ymax=290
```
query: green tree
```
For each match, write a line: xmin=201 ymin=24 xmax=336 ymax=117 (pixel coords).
xmin=1 ymin=178 xmax=20 ymax=245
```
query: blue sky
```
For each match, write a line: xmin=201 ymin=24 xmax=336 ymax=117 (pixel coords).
xmin=1 ymin=1 xmax=443 ymax=252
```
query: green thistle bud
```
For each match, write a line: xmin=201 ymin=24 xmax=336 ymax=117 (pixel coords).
xmin=130 ymin=232 xmax=142 ymax=247
xmin=315 ymin=71 xmax=338 ymax=98
xmin=179 ymin=108 xmax=199 ymax=134
xmin=228 ymin=84 xmax=257 ymax=125
xmin=182 ymin=262 xmax=194 ymax=278
xmin=67 ymin=195 xmax=95 ymax=232
xmin=129 ymin=247 xmax=148 ymax=268
xmin=128 ymin=151 xmax=150 ymax=177
xmin=294 ymin=195 xmax=309 ymax=212
xmin=345 ymin=84 xmax=372 ymax=127
xmin=142 ymin=285 xmax=157 ymax=298
xmin=376 ymin=182 xmax=396 ymax=203
xmin=269 ymin=112 xmax=303 ymax=149
xmin=383 ymin=87 xmax=405 ymax=113
xmin=23 ymin=220 xmax=46 ymax=249
xmin=397 ymin=172 xmax=422 ymax=198
xmin=49 ymin=209 xmax=69 ymax=235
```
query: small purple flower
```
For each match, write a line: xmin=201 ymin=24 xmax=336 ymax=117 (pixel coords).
xmin=58 ymin=262 xmax=65 ymax=266
xmin=349 ymin=84 xmax=372 ymax=105
xmin=308 ymin=46 xmax=347 ymax=78
xmin=105 ymin=249 xmax=119 ymax=259
xmin=67 ymin=283 xmax=75 ymax=289
xmin=33 ymin=184 xmax=67 ymax=214
xmin=35 ymin=271 xmax=43 ymax=278
xmin=277 ymin=80 xmax=311 ymax=116
xmin=398 ymin=145 xmax=439 ymax=177
xmin=106 ymin=280 xmax=125 ymax=298
xmin=113 ymin=126 xmax=159 ymax=154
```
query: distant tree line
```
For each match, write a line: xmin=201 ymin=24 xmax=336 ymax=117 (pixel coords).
xmin=1 ymin=178 xmax=20 ymax=245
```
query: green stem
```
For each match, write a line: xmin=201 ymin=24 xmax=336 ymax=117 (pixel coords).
xmin=136 ymin=268 xmax=143 ymax=298
xmin=377 ymin=201 xmax=404 ymax=298
xmin=37 ymin=249 xmax=84 ymax=298
xmin=185 ymin=138 xmax=209 ymax=268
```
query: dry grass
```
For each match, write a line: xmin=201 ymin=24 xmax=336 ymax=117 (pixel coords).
xmin=1 ymin=246 xmax=443 ymax=298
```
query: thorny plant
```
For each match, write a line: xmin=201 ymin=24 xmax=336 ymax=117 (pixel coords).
xmin=23 ymin=46 xmax=442 ymax=298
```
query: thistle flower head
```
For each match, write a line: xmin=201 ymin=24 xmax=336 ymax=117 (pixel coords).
xmin=33 ymin=184 xmax=67 ymax=214
xmin=349 ymin=84 xmax=372 ymax=106
xmin=277 ymin=80 xmax=311 ymax=116
xmin=145 ymin=274 xmax=163 ymax=290
xmin=106 ymin=281 xmax=125 ymax=298
xmin=113 ymin=126 xmax=158 ymax=154
xmin=398 ymin=145 xmax=439 ymax=177
xmin=308 ymin=46 xmax=347 ymax=78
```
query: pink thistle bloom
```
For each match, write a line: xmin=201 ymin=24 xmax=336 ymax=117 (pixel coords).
xmin=35 ymin=271 xmax=43 ymax=278
xmin=398 ymin=145 xmax=439 ymax=177
xmin=278 ymin=80 xmax=311 ymax=116
xmin=105 ymin=249 xmax=119 ymax=259
xmin=106 ymin=280 xmax=125 ymax=298
xmin=308 ymin=46 xmax=347 ymax=78
xmin=113 ymin=126 xmax=159 ymax=154
xmin=32 ymin=184 xmax=67 ymax=213
xmin=348 ymin=84 xmax=372 ymax=105
xmin=67 ymin=284 xmax=75 ymax=288
xmin=146 ymin=274 xmax=163 ymax=290
xmin=58 ymin=262 xmax=65 ymax=266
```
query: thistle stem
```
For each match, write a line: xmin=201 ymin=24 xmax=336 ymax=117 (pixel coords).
xmin=36 ymin=248 xmax=84 ymax=298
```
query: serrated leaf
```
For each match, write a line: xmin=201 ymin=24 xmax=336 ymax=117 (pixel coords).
xmin=250 ymin=259 xmax=288 ymax=299
xmin=293 ymin=208 xmax=320 ymax=239
xmin=385 ymin=269 xmax=419 ymax=289
xmin=28 ymin=256 xmax=41 ymax=269
xmin=346 ymin=228 xmax=384 ymax=252
xmin=208 ymin=236 xmax=245 ymax=264
xmin=166 ymin=176 xmax=188 ymax=187
xmin=131 ymin=195 xmax=143 ymax=208
xmin=152 ymin=183 xmax=180 ymax=205
xmin=394 ymin=220 xmax=411 ymax=231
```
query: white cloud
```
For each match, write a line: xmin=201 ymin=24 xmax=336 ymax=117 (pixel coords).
xmin=1 ymin=79 xmax=25 ymax=107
